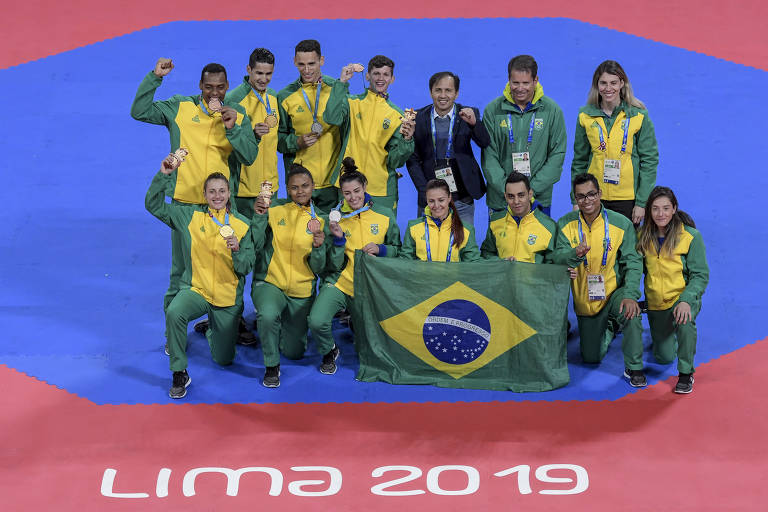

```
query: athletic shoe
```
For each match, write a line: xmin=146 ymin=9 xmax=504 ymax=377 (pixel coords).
xmin=624 ymin=368 xmax=647 ymax=388
xmin=193 ymin=319 xmax=209 ymax=333
xmin=237 ymin=317 xmax=258 ymax=346
xmin=320 ymin=346 xmax=340 ymax=375
xmin=169 ymin=370 xmax=191 ymax=399
xmin=674 ymin=374 xmax=694 ymax=394
xmin=263 ymin=365 xmax=280 ymax=388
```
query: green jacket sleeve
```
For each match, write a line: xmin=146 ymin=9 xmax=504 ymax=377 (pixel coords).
xmin=541 ymin=220 xmax=558 ymax=264
xmin=480 ymin=225 xmax=499 ymax=259
xmin=399 ymin=223 xmax=417 ymax=260
xmin=231 ymin=226 xmax=255 ymax=277
xmin=385 ymin=128 xmax=415 ymax=171
xmin=145 ymin=171 xmax=185 ymax=229
xmin=250 ymin=212 xmax=268 ymax=254
xmin=309 ymin=216 xmax=330 ymax=274
xmin=322 ymin=80 xmax=350 ymax=126
xmin=633 ymin=113 xmax=659 ymax=208
xmin=277 ymin=92 xmax=299 ymax=155
xmin=570 ymin=118 xmax=590 ymax=204
xmin=481 ymin=106 xmax=508 ymax=201
xmin=530 ymin=104 xmax=566 ymax=200
xmin=616 ymin=224 xmax=643 ymax=301
xmin=226 ymin=111 xmax=259 ymax=166
xmin=459 ymin=226 xmax=481 ymax=262
xmin=380 ymin=212 xmax=402 ymax=257
xmin=551 ymin=222 xmax=586 ymax=268
xmin=679 ymin=229 xmax=709 ymax=305
xmin=327 ymin=238 xmax=347 ymax=272
xmin=131 ymin=72 xmax=174 ymax=126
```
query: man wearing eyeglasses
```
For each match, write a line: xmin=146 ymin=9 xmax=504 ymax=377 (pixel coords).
xmin=553 ymin=173 xmax=646 ymax=387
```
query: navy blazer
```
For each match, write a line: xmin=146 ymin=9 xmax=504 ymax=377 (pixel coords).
xmin=406 ymin=103 xmax=491 ymax=207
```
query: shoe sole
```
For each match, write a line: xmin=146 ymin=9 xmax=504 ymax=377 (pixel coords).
xmin=623 ymin=370 xmax=647 ymax=388
xmin=319 ymin=365 xmax=337 ymax=375
xmin=168 ymin=375 xmax=192 ymax=399
xmin=674 ymin=377 xmax=694 ymax=394
xmin=262 ymin=370 xmax=281 ymax=388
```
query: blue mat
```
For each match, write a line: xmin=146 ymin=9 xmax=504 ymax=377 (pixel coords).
xmin=0 ymin=17 xmax=765 ymax=405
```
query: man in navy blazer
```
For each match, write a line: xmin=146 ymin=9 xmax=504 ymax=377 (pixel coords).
xmin=405 ymin=71 xmax=491 ymax=226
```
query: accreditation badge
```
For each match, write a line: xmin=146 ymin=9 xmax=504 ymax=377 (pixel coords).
xmin=434 ymin=166 xmax=458 ymax=193
xmin=603 ymin=159 xmax=621 ymax=184
xmin=587 ymin=274 xmax=607 ymax=301
xmin=512 ymin=152 xmax=531 ymax=177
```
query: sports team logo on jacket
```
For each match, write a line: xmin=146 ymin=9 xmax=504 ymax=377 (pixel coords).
xmin=527 ymin=234 xmax=538 ymax=245
xmin=382 ymin=118 xmax=391 ymax=130
xmin=370 ymin=224 xmax=379 ymax=235
xmin=534 ymin=118 xmax=544 ymax=130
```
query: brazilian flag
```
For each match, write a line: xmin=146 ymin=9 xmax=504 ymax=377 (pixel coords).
xmin=353 ymin=253 xmax=571 ymax=392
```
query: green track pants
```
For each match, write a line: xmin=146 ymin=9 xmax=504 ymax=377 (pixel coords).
xmin=252 ymin=281 xmax=313 ymax=367
xmin=576 ymin=291 xmax=644 ymax=370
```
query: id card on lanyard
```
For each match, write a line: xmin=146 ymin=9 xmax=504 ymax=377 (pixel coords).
xmin=578 ymin=208 xmax=611 ymax=301
xmin=598 ymin=118 xmax=630 ymax=185
xmin=509 ymin=113 xmax=535 ymax=177
xmin=432 ymin=107 xmax=458 ymax=192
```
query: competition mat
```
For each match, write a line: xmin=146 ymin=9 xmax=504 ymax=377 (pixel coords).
xmin=1 ymin=1 xmax=766 ymax=510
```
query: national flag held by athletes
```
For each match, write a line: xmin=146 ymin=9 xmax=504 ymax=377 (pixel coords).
xmin=353 ymin=253 xmax=571 ymax=392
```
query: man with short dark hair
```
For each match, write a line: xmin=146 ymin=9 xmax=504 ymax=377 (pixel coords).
xmin=553 ymin=173 xmax=646 ymax=387
xmin=277 ymin=40 xmax=342 ymax=211
xmin=406 ymin=71 xmax=490 ymax=226
xmin=131 ymin=58 xmax=259 ymax=322
xmin=482 ymin=55 xmax=566 ymax=216
xmin=481 ymin=172 xmax=557 ymax=263
xmin=323 ymin=55 xmax=415 ymax=213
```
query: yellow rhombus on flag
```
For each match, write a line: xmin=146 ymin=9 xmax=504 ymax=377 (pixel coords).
xmin=379 ymin=281 xmax=537 ymax=379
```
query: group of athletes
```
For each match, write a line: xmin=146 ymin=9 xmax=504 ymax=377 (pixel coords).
xmin=133 ymin=39 xmax=709 ymax=399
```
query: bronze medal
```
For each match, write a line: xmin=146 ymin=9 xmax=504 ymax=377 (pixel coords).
xmin=307 ymin=219 xmax=321 ymax=234
xmin=208 ymin=97 xmax=223 ymax=113
xmin=264 ymin=113 xmax=278 ymax=128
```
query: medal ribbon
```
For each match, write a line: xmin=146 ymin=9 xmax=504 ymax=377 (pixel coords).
xmin=301 ymin=81 xmax=323 ymax=124
xmin=597 ymin=118 xmax=630 ymax=154
xmin=431 ymin=106 xmax=456 ymax=160
xmin=424 ymin=216 xmax=455 ymax=262
xmin=297 ymin=201 xmax=317 ymax=219
xmin=508 ymin=113 xmax=535 ymax=150
xmin=577 ymin=207 xmax=610 ymax=269
xmin=208 ymin=210 xmax=230 ymax=228
xmin=333 ymin=200 xmax=371 ymax=219
xmin=250 ymin=86 xmax=274 ymax=116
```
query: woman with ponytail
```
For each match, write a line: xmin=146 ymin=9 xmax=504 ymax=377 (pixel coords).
xmin=400 ymin=178 xmax=480 ymax=261
xmin=250 ymin=163 xmax=330 ymax=388
xmin=637 ymin=186 xmax=709 ymax=394
xmin=146 ymin=155 xmax=256 ymax=399
xmin=307 ymin=157 xmax=401 ymax=375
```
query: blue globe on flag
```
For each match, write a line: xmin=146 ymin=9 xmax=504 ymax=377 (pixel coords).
xmin=422 ymin=300 xmax=491 ymax=364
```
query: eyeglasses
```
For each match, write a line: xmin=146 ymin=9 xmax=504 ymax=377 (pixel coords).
xmin=575 ymin=191 xmax=599 ymax=202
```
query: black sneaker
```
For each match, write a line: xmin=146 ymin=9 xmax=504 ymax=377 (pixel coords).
xmin=194 ymin=319 xmax=209 ymax=334
xmin=320 ymin=346 xmax=340 ymax=375
xmin=674 ymin=374 xmax=694 ymax=394
xmin=263 ymin=365 xmax=280 ymax=388
xmin=169 ymin=370 xmax=191 ymax=399
xmin=238 ymin=317 xmax=258 ymax=346
xmin=624 ymin=368 xmax=647 ymax=388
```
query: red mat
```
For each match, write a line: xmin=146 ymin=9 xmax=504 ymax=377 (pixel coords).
xmin=2 ymin=338 xmax=766 ymax=510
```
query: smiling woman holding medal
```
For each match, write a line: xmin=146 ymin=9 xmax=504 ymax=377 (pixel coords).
xmin=636 ymin=186 xmax=709 ymax=394
xmin=307 ymin=157 xmax=401 ymax=375
xmin=400 ymin=179 xmax=480 ymax=262
xmin=146 ymin=153 xmax=256 ymax=400
xmin=571 ymin=60 xmax=659 ymax=225
xmin=250 ymin=164 xmax=330 ymax=388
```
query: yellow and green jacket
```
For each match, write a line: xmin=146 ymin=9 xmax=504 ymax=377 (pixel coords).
xmin=277 ymin=75 xmax=342 ymax=189
xmin=481 ymin=205 xmax=557 ymax=263
xmin=226 ymin=78 xmax=280 ymax=198
xmin=481 ymin=82 xmax=566 ymax=209
xmin=400 ymin=209 xmax=481 ymax=262
xmin=145 ymin=171 xmax=255 ymax=307
xmin=324 ymin=83 xmax=414 ymax=198
xmin=571 ymin=102 xmax=658 ymax=206
xmin=326 ymin=199 xmax=401 ymax=297
xmin=251 ymin=198 xmax=329 ymax=298
xmin=131 ymin=72 xmax=259 ymax=205
xmin=642 ymin=224 xmax=708 ymax=310
xmin=553 ymin=206 xmax=642 ymax=316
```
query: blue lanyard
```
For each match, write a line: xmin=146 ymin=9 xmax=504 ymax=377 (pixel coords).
xmin=424 ymin=217 xmax=455 ymax=262
xmin=208 ymin=210 xmax=230 ymax=228
xmin=300 ymin=81 xmax=322 ymax=123
xmin=597 ymin=118 xmax=630 ymax=153
xmin=508 ymin=113 xmax=535 ymax=150
xmin=577 ymin=208 xmax=611 ymax=269
xmin=250 ymin=86 xmax=274 ymax=116
xmin=430 ymin=106 xmax=456 ymax=160
xmin=333 ymin=201 xmax=371 ymax=219
xmin=298 ymin=201 xmax=317 ymax=219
